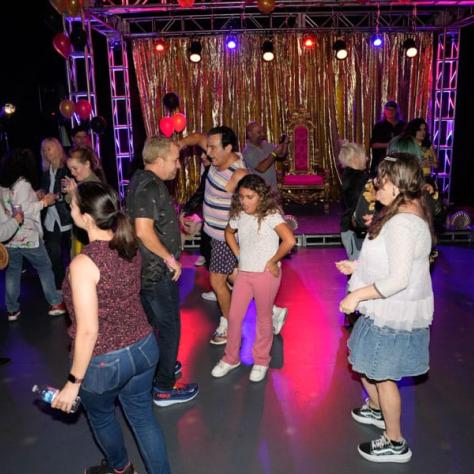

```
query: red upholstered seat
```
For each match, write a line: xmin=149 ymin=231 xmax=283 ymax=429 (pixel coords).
xmin=282 ymin=174 xmax=324 ymax=186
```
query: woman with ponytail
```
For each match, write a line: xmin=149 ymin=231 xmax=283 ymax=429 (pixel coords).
xmin=52 ymin=182 xmax=170 ymax=474
xmin=336 ymin=153 xmax=434 ymax=464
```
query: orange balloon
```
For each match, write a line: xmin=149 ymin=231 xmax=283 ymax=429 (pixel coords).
xmin=66 ymin=0 xmax=81 ymax=16
xmin=172 ymin=113 xmax=187 ymax=133
xmin=49 ymin=0 xmax=67 ymax=14
xmin=257 ymin=0 xmax=275 ymax=14
xmin=59 ymin=99 xmax=75 ymax=119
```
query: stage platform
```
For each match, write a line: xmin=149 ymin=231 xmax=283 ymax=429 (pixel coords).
xmin=183 ymin=202 xmax=473 ymax=249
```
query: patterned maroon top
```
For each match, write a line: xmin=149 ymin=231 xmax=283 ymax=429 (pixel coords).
xmin=63 ymin=240 xmax=152 ymax=356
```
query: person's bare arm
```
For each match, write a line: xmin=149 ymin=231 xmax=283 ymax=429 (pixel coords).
xmin=224 ymin=224 xmax=240 ymax=258
xmin=225 ymin=168 xmax=248 ymax=193
xmin=178 ymin=133 xmax=208 ymax=151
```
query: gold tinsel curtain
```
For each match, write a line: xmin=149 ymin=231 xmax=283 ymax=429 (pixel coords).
xmin=132 ymin=32 xmax=433 ymax=202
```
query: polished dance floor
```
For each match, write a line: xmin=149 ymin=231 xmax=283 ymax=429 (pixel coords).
xmin=0 ymin=244 xmax=473 ymax=474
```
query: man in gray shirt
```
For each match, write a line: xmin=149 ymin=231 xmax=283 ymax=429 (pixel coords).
xmin=242 ymin=121 xmax=288 ymax=193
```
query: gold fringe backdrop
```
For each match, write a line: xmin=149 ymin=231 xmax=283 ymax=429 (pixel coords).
xmin=132 ymin=32 xmax=433 ymax=203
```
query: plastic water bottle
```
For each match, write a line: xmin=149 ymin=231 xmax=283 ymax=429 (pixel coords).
xmin=32 ymin=384 xmax=81 ymax=413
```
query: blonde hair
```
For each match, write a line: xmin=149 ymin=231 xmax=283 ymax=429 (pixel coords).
xmin=142 ymin=136 xmax=173 ymax=164
xmin=40 ymin=137 xmax=67 ymax=171
xmin=338 ymin=141 xmax=366 ymax=168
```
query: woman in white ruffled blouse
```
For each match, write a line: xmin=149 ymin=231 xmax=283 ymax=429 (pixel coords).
xmin=336 ymin=153 xmax=434 ymax=464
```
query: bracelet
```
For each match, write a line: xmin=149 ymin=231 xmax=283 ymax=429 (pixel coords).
xmin=67 ymin=373 xmax=84 ymax=384
xmin=271 ymin=151 xmax=278 ymax=159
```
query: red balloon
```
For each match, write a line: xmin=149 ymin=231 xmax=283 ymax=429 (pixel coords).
xmin=172 ymin=113 xmax=186 ymax=133
xmin=178 ymin=0 xmax=195 ymax=6
xmin=257 ymin=0 xmax=275 ymax=14
xmin=159 ymin=117 xmax=174 ymax=138
xmin=75 ymin=99 xmax=92 ymax=120
xmin=59 ymin=99 xmax=75 ymax=119
xmin=53 ymin=33 xmax=72 ymax=59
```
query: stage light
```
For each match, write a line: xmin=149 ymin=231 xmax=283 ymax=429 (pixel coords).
xmin=303 ymin=34 xmax=316 ymax=49
xmin=226 ymin=36 xmax=238 ymax=50
xmin=333 ymin=40 xmax=348 ymax=60
xmin=154 ymin=39 xmax=166 ymax=53
xmin=403 ymin=38 xmax=418 ymax=58
xmin=371 ymin=34 xmax=383 ymax=48
xmin=188 ymin=41 xmax=202 ymax=63
xmin=3 ymin=103 xmax=16 ymax=116
xmin=262 ymin=40 xmax=274 ymax=62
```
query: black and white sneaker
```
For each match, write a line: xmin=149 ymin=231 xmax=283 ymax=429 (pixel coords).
xmin=358 ymin=433 xmax=412 ymax=463
xmin=352 ymin=398 xmax=386 ymax=429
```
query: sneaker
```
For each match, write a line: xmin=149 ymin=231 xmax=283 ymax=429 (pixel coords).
xmin=174 ymin=360 xmax=182 ymax=376
xmin=84 ymin=459 xmax=137 ymax=474
xmin=209 ymin=316 xmax=228 ymax=345
xmin=48 ymin=302 xmax=67 ymax=316
xmin=153 ymin=382 xmax=199 ymax=407
xmin=194 ymin=255 xmax=206 ymax=267
xmin=272 ymin=306 xmax=288 ymax=335
xmin=352 ymin=398 xmax=386 ymax=429
xmin=201 ymin=290 xmax=217 ymax=301
xmin=358 ymin=433 xmax=412 ymax=463
xmin=211 ymin=360 xmax=240 ymax=378
xmin=7 ymin=310 xmax=21 ymax=322
xmin=249 ymin=365 xmax=268 ymax=382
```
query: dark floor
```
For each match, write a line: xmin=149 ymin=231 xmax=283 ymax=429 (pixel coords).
xmin=1 ymin=244 xmax=473 ymax=474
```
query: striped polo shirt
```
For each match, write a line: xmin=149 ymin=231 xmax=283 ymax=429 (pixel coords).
xmin=203 ymin=154 xmax=247 ymax=241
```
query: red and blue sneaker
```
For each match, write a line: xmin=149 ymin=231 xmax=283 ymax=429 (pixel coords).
xmin=153 ymin=382 xmax=199 ymax=407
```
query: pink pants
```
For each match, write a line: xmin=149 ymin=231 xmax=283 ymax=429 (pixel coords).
xmin=223 ymin=270 xmax=282 ymax=367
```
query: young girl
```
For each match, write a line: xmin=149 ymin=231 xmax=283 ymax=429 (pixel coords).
xmin=211 ymin=174 xmax=295 ymax=382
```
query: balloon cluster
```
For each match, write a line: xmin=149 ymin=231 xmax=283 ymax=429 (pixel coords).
xmin=59 ymin=98 xmax=106 ymax=133
xmin=159 ymin=93 xmax=187 ymax=138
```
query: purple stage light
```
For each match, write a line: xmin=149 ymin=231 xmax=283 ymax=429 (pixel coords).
xmin=226 ymin=36 xmax=238 ymax=50
xmin=371 ymin=34 xmax=383 ymax=47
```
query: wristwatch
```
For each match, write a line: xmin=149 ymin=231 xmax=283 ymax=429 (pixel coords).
xmin=67 ymin=373 xmax=84 ymax=384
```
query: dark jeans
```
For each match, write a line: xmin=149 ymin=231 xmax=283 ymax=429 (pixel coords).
xmin=141 ymin=274 xmax=180 ymax=390
xmin=80 ymin=333 xmax=170 ymax=474
xmin=43 ymin=225 xmax=71 ymax=289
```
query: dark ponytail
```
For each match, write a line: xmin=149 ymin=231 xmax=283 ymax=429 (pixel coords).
xmin=109 ymin=211 xmax=138 ymax=261
xmin=75 ymin=181 xmax=138 ymax=260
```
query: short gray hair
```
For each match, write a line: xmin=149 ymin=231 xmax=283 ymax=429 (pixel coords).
xmin=142 ymin=136 xmax=173 ymax=164
xmin=338 ymin=141 xmax=366 ymax=168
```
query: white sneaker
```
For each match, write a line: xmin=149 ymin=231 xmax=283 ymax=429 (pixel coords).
xmin=211 ymin=360 xmax=240 ymax=378
xmin=201 ymin=291 xmax=217 ymax=301
xmin=194 ymin=255 xmax=206 ymax=267
xmin=209 ymin=316 xmax=228 ymax=345
xmin=272 ymin=306 xmax=288 ymax=335
xmin=249 ymin=365 xmax=268 ymax=382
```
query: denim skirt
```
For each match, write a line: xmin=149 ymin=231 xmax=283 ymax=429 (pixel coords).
xmin=347 ymin=316 xmax=430 ymax=381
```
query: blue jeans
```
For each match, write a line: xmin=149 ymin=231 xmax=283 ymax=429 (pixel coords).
xmin=141 ymin=274 xmax=180 ymax=390
xmin=79 ymin=333 xmax=171 ymax=474
xmin=5 ymin=242 xmax=61 ymax=312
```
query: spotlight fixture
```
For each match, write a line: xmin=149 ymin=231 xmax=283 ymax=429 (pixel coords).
xmin=403 ymin=38 xmax=418 ymax=58
xmin=188 ymin=41 xmax=202 ymax=63
xmin=303 ymin=33 xmax=316 ymax=49
xmin=2 ymin=103 xmax=16 ymax=116
xmin=262 ymin=40 xmax=274 ymax=62
xmin=225 ymin=35 xmax=238 ymax=50
xmin=371 ymin=34 xmax=383 ymax=48
xmin=154 ymin=39 xmax=166 ymax=53
xmin=333 ymin=40 xmax=348 ymax=60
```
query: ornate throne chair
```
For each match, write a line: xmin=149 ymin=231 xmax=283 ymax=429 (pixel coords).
xmin=279 ymin=110 xmax=329 ymax=212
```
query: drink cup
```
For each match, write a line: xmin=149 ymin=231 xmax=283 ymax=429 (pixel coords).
xmin=12 ymin=204 xmax=23 ymax=217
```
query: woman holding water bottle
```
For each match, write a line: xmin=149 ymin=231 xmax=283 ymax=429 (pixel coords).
xmin=39 ymin=138 xmax=73 ymax=290
xmin=0 ymin=148 xmax=66 ymax=321
xmin=52 ymin=181 xmax=170 ymax=474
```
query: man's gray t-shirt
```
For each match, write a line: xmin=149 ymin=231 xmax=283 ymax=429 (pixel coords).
xmin=242 ymin=141 xmax=278 ymax=192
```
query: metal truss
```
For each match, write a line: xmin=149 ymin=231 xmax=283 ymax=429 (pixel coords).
xmin=64 ymin=17 xmax=100 ymax=155
xmin=87 ymin=1 xmax=474 ymax=38
xmin=432 ymin=29 xmax=460 ymax=203
xmin=106 ymin=38 xmax=135 ymax=199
